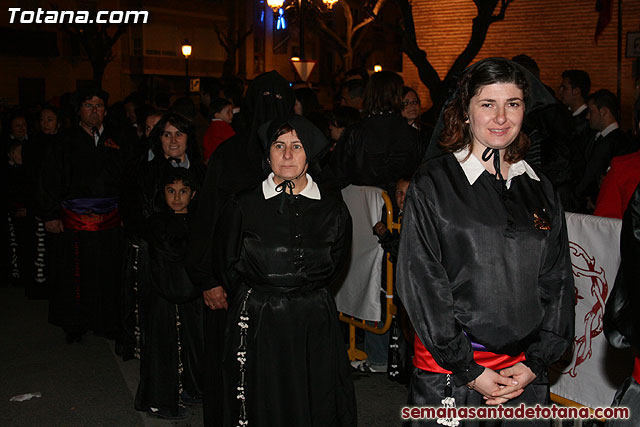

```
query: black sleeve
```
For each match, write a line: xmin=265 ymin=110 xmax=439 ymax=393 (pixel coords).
xmin=377 ymin=230 xmax=400 ymax=264
xmin=317 ymin=126 xmax=357 ymax=189
xmin=522 ymin=190 xmax=575 ymax=378
xmin=604 ymin=183 xmax=640 ymax=350
xmin=35 ymin=137 xmax=65 ymax=220
xmin=329 ymin=201 xmax=353 ymax=285
xmin=396 ymin=181 xmax=483 ymax=386
xmin=185 ymin=156 xmax=224 ymax=291
xmin=211 ymin=196 xmax=244 ymax=296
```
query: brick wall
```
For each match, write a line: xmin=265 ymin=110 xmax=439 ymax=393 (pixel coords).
xmin=402 ymin=0 xmax=640 ymax=129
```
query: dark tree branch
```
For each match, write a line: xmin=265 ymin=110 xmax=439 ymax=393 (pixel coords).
xmin=446 ymin=0 xmax=513 ymax=83
xmin=394 ymin=0 xmax=514 ymax=108
xmin=394 ymin=0 xmax=446 ymax=103
xmin=60 ymin=22 xmax=127 ymax=87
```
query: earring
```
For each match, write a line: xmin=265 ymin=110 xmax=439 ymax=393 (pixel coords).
xmin=463 ymin=115 xmax=469 ymax=123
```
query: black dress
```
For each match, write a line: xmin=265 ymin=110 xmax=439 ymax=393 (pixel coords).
xmin=134 ymin=211 xmax=204 ymax=417
xmin=397 ymin=152 xmax=574 ymax=425
xmin=214 ymin=178 xmax=356 ymax=427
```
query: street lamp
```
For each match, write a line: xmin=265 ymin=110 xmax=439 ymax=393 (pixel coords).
xmin=181 ymin=39 xmax=192 ymax=96
xmin=267 ymin=0 xmax=285 ymax=13
xmin=322 ymin=0 xmax=339 ymax=8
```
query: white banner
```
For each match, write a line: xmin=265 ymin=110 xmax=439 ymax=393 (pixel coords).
xmin=334 ymin=185 xmax=385 ymax=322
xmin=550 ymin=213 xmax=633 ymax=409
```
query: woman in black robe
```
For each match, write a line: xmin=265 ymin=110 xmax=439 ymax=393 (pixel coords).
xmin=119 ymin=112 xmax=205 ymax=360
xmin=213 ymin=115 xmax=356 ymax=427
xmin=185 ymin=71 xmax=296 ymax=427
xmin=396 ymin=58 xmax=575 ymax=426
xmin=604 ymin=183 xmax=640 ymax=426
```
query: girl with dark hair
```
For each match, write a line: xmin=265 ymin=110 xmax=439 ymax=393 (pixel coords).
xmin=397 ymin=58 xmax=574 ymax=426
xmin=213 ymin=115 xmax=356 ymax=426
xmin=135 ymin=167 xmax=204 ymax=420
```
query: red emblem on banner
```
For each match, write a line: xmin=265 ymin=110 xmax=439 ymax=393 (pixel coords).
xmin=562 ymin=241 xmax=609 ymax=378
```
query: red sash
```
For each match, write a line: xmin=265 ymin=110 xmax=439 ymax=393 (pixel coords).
xmin=61 ymin=207 xmax=121 ymax=231
xmin=413 ymin=333 xmax=526 ymax=373
xmin=633 ymin=356 xmax=640 ymax=385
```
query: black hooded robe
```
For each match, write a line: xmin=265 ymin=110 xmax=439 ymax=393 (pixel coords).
xmin=186 ymin=71 xmax=296 ymax=427
xmin=603 ymin=183 xmax=640 ymax=426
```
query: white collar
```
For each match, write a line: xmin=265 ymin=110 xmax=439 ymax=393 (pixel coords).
xmin=262 ymin=172 xmax=321 ymax=200
xmin=596 ymin=122 xmax=619 ymax=138
xmin=453 ymin=147 xmax=540 ymax=189
xmin=572 ymin=104 xmax=587 ymax=117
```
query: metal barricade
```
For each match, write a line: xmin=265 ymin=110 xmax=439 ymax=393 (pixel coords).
xmin=339 ymin=190 xmax=401 ymax=361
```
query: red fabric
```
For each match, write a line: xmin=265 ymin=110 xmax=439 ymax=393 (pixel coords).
xmin=203 ymin=120 xmax=235 ymax=161
xmin=413 ymin=334 xmax=526 ymax=374
xmin=594 ymin=0 xmax=612 ymax=43
xmin=61 ymin=207 xmax=121 ymax=231
xmin=594 ymin=151 xmax=640 ymax=219
xmin=633 ymin=356 xmax=640 ymax=385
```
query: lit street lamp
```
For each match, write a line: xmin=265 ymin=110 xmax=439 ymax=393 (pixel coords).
xmin=322 ymin=0 xmax=339 ymax=8
xmin=267 ymin=0 xmax=285 ymax=13
xmin=181 ymin=39 xmax=192 ymax=96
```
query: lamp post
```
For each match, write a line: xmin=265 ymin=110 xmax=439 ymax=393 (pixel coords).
xmin=265 ymin=0 xmax=341 ymax=68
xmin=181 ymin=40 xmax=192 ymax=96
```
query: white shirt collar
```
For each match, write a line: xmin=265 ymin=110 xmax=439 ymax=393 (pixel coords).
xmin=572 ymin=104 xmax=587 ymax=117
xmin=597 ymin=122 xmax=619 ymax=138
xmin=453 ymin=147 xmax=540 ymax=189
xmin=262 ymin=172 xmax=321 ymax=200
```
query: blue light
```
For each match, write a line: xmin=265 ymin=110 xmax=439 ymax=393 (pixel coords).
xmin=260 ymin=10 xmax=264 ymax=23
xmin=276 ymin=8 xmax=286 ymax=30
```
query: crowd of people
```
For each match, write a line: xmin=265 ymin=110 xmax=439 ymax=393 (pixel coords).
xmin=3 ymin=55 xmax=640 ymax=426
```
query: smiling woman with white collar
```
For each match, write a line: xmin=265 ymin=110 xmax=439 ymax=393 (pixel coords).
xmin=212 ymin=115 xmax=356 ymax=427
xmin=397 ymin=58 xmax=575 ymax=426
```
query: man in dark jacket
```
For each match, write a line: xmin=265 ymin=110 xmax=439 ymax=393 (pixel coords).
xmin=36 ymin=87 xmax=128 ymax=343
xmin=576 ymin=89 xmax=635 ymax=212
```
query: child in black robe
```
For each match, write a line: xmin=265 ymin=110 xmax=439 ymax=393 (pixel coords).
xmin=135 ymin=168 xmax=204 ymax=420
